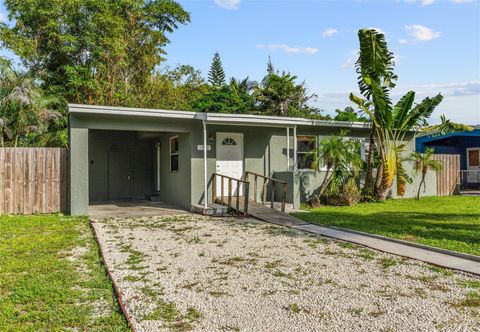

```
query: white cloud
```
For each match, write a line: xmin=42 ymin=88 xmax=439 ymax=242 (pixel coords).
xmin=392 ymin=81 xmax=480 ymax=124
xmin=404 ymin=0 xmax=436 ymax=5
xmin=214 ymin=0 xmax=240 ymax=10
xmin=318 ymin=81 xmax=480 ymax=125
xmin=405 ymin=24 xmax=441 ymax=41
xmin=256 ymin=44 xmax=318 ymax=55
xmin=341 ymin=50 xmax=358 ymax=69
xmin=322 ymin=28 xmax=339 ymax=37
xmin=398 ymin=39 xmax=408 ymax=44
xmin=393 ymin=80 xmax=480 ymax=98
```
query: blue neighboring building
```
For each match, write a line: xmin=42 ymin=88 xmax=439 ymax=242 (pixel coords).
xmin=416 ymin=128 xmax=480 ymax=190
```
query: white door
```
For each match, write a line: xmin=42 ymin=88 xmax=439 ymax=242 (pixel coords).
xmin=466 ymin=148 xmax=480 ymax=183
xmin=216 ymin=133 xmax=244 ymax=196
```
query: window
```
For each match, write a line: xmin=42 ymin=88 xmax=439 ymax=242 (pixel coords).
xmin=297 ymin=136 xmax=316 ymax=170
xmin=169 ymin=136 xmax=179 ymax=172
xmin=221 ymin=137 xmax=237 ymax=146
xmin=468 ymin=149 xmax=480 ymax=167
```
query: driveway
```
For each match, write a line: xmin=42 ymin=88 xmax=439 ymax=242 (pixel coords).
xmin=92 ymin=214 xmax=480 ymax=331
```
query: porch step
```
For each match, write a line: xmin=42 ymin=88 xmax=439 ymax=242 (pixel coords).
xmin=146 ymin=194 xmax=162 ymax=202
xmin=190 ymin=203 xmax=229 ymax=216
xmin=460 ymin=190 xmax=480 ymax=196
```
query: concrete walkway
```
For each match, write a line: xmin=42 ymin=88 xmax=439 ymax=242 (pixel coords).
xmin=244 ymin=200 xmax=480 ymax=275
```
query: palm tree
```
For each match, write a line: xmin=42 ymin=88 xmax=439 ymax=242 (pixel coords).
xmin=409 ymin=147 xmax=443 ymax=200
xmin=229 ymin=77 xmax=255 ymax=94
xmin=309 ymin=130 xmax=363 ymax=201
xmin=0 ymin=60 xmax=60 ymax=147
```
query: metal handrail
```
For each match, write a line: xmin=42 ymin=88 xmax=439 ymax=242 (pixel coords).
xmin=211 ymin=173 xmax=250 ymax=214
xmin=244 ymin=171 xmax=287 ymax=212
xmin=460 ymin=170 xmax=480 ymax=190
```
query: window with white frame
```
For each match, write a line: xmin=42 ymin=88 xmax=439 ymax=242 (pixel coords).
xmin=169 ymin=136 xmax=179 ymax=172
xmin=297 ymin=136 xmax=316 ymax=170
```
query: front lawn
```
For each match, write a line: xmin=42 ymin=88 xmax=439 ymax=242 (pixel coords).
xmin=0 ymin=214 xmax=129 ymax=331
xmin=293 ymin=196 xmax=480 ymax=256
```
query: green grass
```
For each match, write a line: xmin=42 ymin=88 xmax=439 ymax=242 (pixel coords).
xmin=0 ymin=214 xmax=129 ymax=331
xmin=293 ymin=196 xmax=480 ymax=256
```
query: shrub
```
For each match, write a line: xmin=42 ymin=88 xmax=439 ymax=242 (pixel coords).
xmin=341 ymin=178 xmax=361 ymax=206
xmin=312 ymin=178 xmax=361 ymax=207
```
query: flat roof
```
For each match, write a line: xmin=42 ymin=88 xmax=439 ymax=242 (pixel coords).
xmin=68 ymin=104 xmax=370 ymax=129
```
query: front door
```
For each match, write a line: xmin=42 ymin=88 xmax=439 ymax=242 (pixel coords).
xmin=467 ymin=147 xmax=480 ymax=183
xmin=108 ymin=151 xmax=133 ymax=200
xmin=216 ymin=133 xmax=244 ymax=196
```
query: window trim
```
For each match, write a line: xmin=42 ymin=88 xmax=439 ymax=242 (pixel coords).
xmin=169 ymin=136 xmax=179 ymax=173
xmin=296 ymin=135 xmax=317 ymax=171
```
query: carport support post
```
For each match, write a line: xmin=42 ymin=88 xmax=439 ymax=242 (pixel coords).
xmin=203 ymin=120 xmax=208 ymax=209
xmin=293 ymin=125 xmax=297 ymax=171
xmin=286 ymin=127 xmax=290 ymax=170
xmin=70 ymin=127 xmax=89 ymax=215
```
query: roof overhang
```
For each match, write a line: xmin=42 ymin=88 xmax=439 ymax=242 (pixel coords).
xmin=68 ymin=104 xmax=370 ymax=129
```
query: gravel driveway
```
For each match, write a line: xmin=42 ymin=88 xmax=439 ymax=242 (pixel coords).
xmin=92 ymin=214 xmax=480 ymax=331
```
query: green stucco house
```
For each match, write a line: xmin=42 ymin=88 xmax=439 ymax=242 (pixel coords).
xmin=68 ymin=104 xmax=436 ymax=215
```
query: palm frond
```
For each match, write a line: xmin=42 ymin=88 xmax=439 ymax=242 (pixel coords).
xmin=424 ymin=114 xmax=474 ymax=136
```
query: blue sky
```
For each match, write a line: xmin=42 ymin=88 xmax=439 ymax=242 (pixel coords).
xmin=1 ymin=0 xmax=479 ymax=124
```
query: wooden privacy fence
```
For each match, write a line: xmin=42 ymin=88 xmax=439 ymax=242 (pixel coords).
xmin=433 ymin=154 xmax=460 ymax=196
xmin=0 ymin=148 xmax=68 ymax=214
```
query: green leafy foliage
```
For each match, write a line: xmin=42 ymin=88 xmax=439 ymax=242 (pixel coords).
xmin=307 ymin=130 xmax=363 ymax=206
xmin=333 ymin=106 xmax=367 ymax=122
xmin=0 ymin=59 xmax=66 ymax=147
xmin=254 ymin=70 xmax=320 ymax=118
xmin=1 ymin=0 xmax=190 ymax=106
xmin=190 ymin=83 xmax=254 ymax=113
xmin=137 ymin=65 xmax=209 ymax=111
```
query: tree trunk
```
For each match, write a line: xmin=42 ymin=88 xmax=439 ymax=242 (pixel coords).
xmin=363 ymin=124 xmax=376 ymax=195
xmin=317 ymin=165 xmax=332 ymax=197
xmin=374 ymin=160 xmax=384 ymax=199
xmin=417 ymin=172 xmax=426 ymax=200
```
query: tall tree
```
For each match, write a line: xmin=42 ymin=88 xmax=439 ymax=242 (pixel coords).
xmin=254 ymin=70 xmax=320 ymax=118
xmin=0 ymin=0 xmax=190 ymax=105
xmin=138 ymin=65 xmax=208 ymax=110
xmin=208 ymin=52 xmax=226 ymax=87
xmin=267 ymin=56 xmax=274 ymax=74
xmin=349 ymin=28 xmax=469 ymax=200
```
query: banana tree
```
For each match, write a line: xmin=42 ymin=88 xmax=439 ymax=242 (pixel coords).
xmin=350 ymin=28 xmax=471 ymax=200
xmin=350 ymin=90 xmax=444 ymax=199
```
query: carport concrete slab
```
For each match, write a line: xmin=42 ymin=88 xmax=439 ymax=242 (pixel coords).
xmin=89 ymin=200 xmax=188 ymax=220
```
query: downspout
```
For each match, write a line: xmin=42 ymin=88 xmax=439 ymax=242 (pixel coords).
xmin=203 ymin=120 xmax=208 ymax=209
